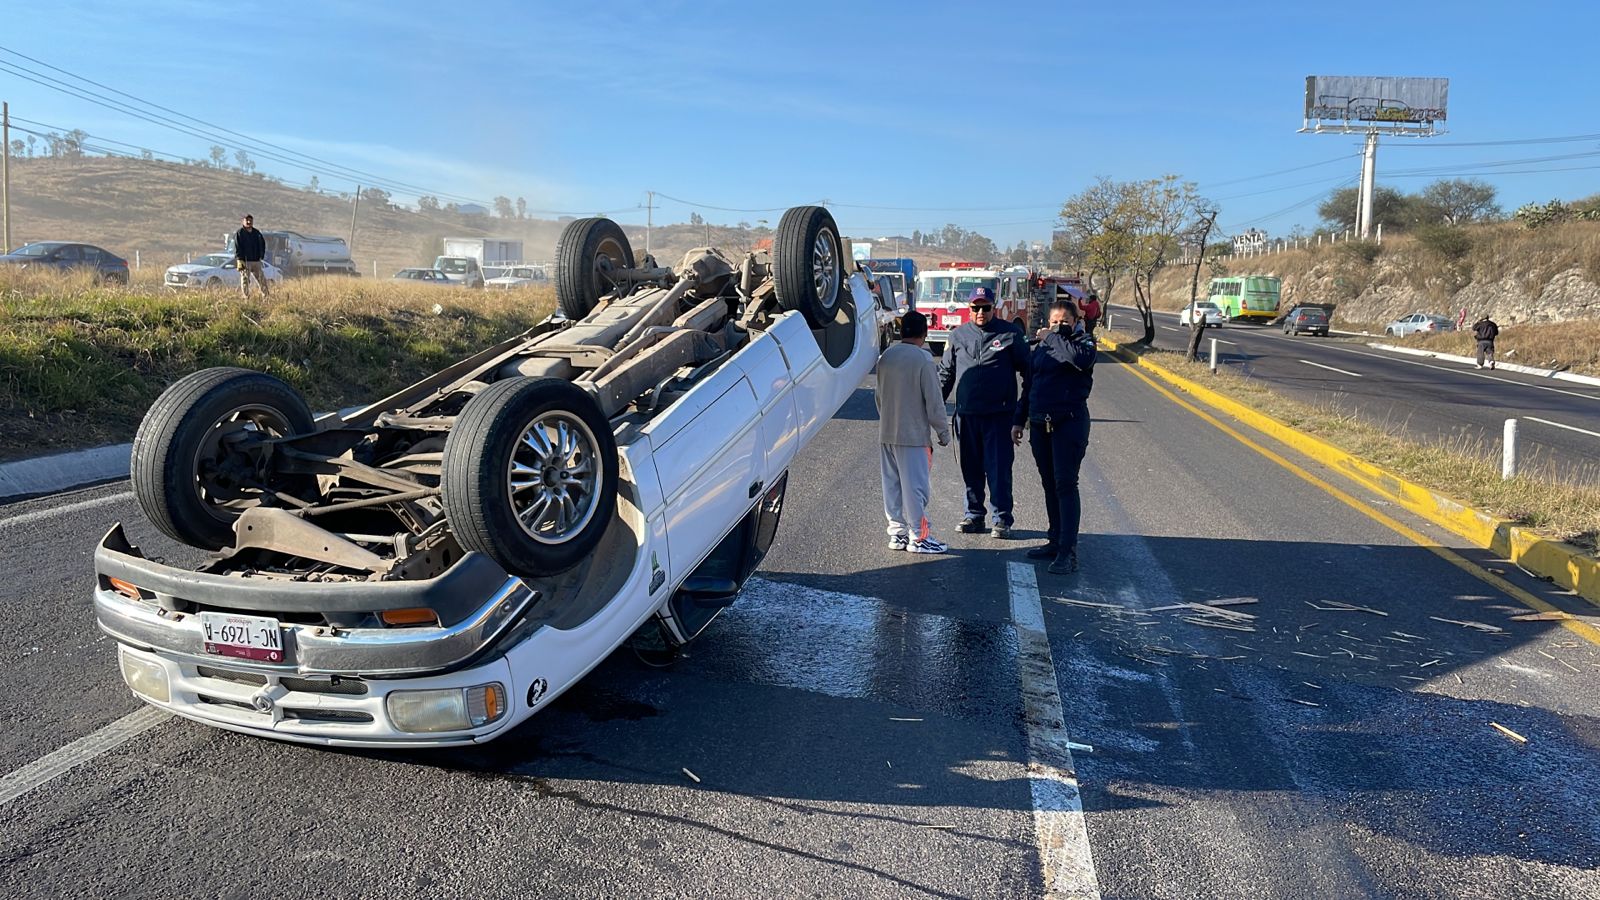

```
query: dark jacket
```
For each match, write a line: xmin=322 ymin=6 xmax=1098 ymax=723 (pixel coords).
xmin=938 ymin=318 xmax=1030 ymax=416
xmin=1018 ymin=326 xmax=1096 ymax=425
xmin=1472 ymin=318 xmax=1499 ymax=342
xmin=234 ymin=227 xmax=267 ymax=263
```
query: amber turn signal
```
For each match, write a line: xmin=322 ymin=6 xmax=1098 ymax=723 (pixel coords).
xmin=107 ymin=577 xmax=143 ymax=600
xmin=379 ymin=607 xmax=439 ymax=627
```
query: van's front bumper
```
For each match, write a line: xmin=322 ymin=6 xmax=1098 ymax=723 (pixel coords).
xmin=93 ymin=524 xmax=537 ymax=678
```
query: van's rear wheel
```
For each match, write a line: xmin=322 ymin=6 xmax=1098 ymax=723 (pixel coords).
xmin=774 ymin=206 xmax=844 ymax=328
xmin=443 ymin=377 xmax=619 ymax=577
xmin=131 ymin=367 xmax=315 ymax=550
xmin=556 ymin=218 xmax=634 ymax=320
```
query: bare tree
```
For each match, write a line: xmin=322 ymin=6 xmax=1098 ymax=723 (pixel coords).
xmin=1123 ymin=175 xmax=1207 ymax=345
xmin=1058 ymin=177 xmax=1134 ymax=305
xmin=494 ymin=196 xmax=515 ymax=219
xmin=208 ymin=145 xmax=227 ymax=168
xmin=515 ymin=197 xmax=527 ymax=219
xmin=233 ymin=149 xmax=255 ymax=174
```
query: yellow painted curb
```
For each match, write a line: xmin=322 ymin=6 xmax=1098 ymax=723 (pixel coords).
xmin=1099 ymin=337 xmax=1600 ymax=605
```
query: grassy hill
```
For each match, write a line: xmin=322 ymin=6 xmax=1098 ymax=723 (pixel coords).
xmin=3 ymin=156 xmax=1016 ymax=280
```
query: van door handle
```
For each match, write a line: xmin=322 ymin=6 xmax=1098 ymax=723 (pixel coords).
xmin=748 ymin=480 xmax=764 ymax=499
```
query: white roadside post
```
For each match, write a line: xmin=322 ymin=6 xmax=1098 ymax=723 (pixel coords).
xmin=1209 ymin=337 xmax=1219 ymax=374
xmin=1503 ymin=418 xmax=1518 ymax=480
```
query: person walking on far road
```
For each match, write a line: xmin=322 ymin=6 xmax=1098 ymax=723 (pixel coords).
xmin=1020 ymin=299 xmax=1097 ymax=575
xmin=234 ymin=214 xmax=270 ymax=298
xmin=877 ymin=311 xmax=952 ymax=554
xmin=1472 ymin=314 xmax=1500 ymax=369
xmin=939 ymin=286 xmax=1030 ymax=539
xmin=1456 ymin=307 xmax=1468 ymax=331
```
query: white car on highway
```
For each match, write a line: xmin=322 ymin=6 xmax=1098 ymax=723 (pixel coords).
xmin=1179 ymin=301 xmax=1229 ymax=327
xmin=486 ymin=265 xmax=548 ymax=289
xmin=164 ymin=254 xmax=283 ymax=290
xmin=95 ymin=207 xmax=876 ymax=748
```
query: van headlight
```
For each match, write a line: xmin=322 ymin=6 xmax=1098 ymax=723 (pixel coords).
xmin=119 ymin=649 xmax=171 ymax=703
xmin=386 ymin=684 xmax=506 ymax=733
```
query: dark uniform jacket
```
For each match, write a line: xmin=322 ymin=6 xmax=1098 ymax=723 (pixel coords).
xmin=938 ymin=318 xmax=1030 ymax=417
xmin=234 ymin=227 xmax=267 ymax=263
xmin=1472 ymin=319 xmax=1499 ymax=341
xmin=1018 ymin=327 xmax=1096 ymax=425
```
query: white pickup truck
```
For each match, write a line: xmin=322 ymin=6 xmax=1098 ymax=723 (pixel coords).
xmin=95 ymin=207 xmax=875 ymax=747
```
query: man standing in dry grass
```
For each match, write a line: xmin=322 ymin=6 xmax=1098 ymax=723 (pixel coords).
xmin=233 ymin=214 xmax=270 ymax=297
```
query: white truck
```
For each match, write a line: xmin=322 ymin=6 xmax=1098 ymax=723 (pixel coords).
xmin=225 ymin=230 xmax=360 ymax=278
xmin=436 ymin=237 xmax=524 ymax=288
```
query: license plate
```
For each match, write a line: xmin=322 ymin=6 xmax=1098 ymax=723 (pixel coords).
xmin=943 ymin=314 xmax=962 ymax=327
xmin=199 ymin=612 xmax=284 ymax=662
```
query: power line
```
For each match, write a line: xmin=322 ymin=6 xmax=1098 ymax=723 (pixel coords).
xmin=1374 ymin=131 xmax=1600 ymax=149
xmin=0 ymin=45 xmax=489 ymax=205
xmin=1196 ymin=153 xmax=1355 ymax=190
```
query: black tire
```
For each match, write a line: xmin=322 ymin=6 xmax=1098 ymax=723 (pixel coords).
xmin=207 ymin=277 xmax=222 ymax=287
xmin=555 ymin=218 xmax=634 ymax=320
xmin=131 ymin=367 xmax=316 ymax=550
xmin=442 ymin=377 xmax=618 ymax=578
xmin=773 ymin=206 xmax=844 ymax=328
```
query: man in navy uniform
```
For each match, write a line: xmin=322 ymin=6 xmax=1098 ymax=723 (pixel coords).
xmin=938 ymin=286 xmax=1030 ymax=538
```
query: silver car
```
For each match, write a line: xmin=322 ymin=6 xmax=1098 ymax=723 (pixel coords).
xmin=1384 ymin=313 xmax=1455 ymax=337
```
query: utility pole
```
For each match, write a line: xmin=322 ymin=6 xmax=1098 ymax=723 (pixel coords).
xmin=645 ymin=190 xmax=653 ymax=256
xmin=349 ymin=184 xmax=360 ymax=254
xmin=2 ymin=101 xmax=11 ymax=253
xmin=1357 ymin=131 xmax=1378 ymax=239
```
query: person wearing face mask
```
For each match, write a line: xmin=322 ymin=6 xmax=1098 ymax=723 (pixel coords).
xmin=938 ymin=286 xmax=1031 ymax=539
xmin=1018 ymin=299 xmax=1097 ymax=574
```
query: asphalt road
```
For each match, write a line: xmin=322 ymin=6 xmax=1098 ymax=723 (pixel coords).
xmin=1109 ymin=304 xmax=1600 ymax=485
xmin=3 ymin=358 xmax=1598 ymax=898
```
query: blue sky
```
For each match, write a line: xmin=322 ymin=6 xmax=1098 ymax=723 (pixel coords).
xmin=3 ymin=0 xmax=1598 ymax=247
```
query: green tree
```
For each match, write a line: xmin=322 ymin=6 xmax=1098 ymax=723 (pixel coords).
xmin=516 ymin=197 xmax=527 ymax=219
xmin=1058 ymin=176 xmax=1136 ymax=305
xmin=417 ymin=194 xmax=441 ymax=212
xmin=208 ymin=145 xmax=227 ymax=168
xmin=912 ymin=229 xmax=923 ymax=246
xmin=308 ymin=175 xmax=321 ymax=193
xmin=1317 ymin=185 xmax=1409 ymax=232
xmin=493 ymin=196 xmax=515 ymax=218
xmin=1416 ymin=178 xmax=1500 ymax=226
xmin=689 ymin=211 xmax=704 ymax=226
xmin=361 ymin=186 xmax=393 ymax=207
xmin=233 ymin=149 xmax=255 ymax=174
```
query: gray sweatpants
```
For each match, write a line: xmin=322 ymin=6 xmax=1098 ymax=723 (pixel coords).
xmin=881 ymin=444 xmax=933 ymax=539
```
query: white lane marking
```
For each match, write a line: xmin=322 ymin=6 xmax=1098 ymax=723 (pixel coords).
xmin=0 ymin=706 xmax=171 ymax=806
xmin=1007 ymin=561 xmax=1101 ymax=900
xmin=0 ymin=490 xmax=134 ymax=530
xmin=1523 ymin=416 xmax=1600 ymax=439
xmin=1159 ymin=326 xmax=1183 ymax=333
xmin=1297 ymin=359 xmax=1363 ymax=378
xmin=1313 ymin=344 xmax=1600 ymax=402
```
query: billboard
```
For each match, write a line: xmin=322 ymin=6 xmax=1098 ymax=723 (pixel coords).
xmin=1304 ymin=76 xmax=1448 ymax=125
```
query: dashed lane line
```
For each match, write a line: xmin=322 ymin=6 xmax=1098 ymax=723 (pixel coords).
xmin=0 ymin=490 xmax=134 ymax=529
xmin=1007 ymin=561 xmax=1101 ymax=899
xmin=1524 ymin=416 xmax=1600 ymax=440
xmin=1298 ymin=359 xmax=1363 ymax=378
xmin=0 ymin=706 xmax=172 ymax=806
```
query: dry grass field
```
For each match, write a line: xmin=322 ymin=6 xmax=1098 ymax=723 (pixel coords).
xmin=0 ymin=266 xmax=554 ymax=458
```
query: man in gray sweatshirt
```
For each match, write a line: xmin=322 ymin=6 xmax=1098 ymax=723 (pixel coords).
xmin=877 ymin=311 xmax=953 ymax=553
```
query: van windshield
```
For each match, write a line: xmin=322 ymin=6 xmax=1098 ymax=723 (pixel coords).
xmin=438 ymin=258 xmax=471 ymax=274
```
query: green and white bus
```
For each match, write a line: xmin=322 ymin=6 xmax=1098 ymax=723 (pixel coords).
xmin=1208 ymin=275 xmax=1281 ymax=322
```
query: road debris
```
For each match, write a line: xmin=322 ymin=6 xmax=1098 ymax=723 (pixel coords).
xmin=1287 ymin=698 xmax=1322 ymax=708
xmin=1065 ymin=741 xmax=1095 ymax=753
xmin=916 ymin=823 xmax=957 ymax=829
xmin=889 ymin=717 xmax=924 ymax=722
xmin=1429 ymin=616 xmax=1507 ymax=634
xmin=682 ymin=768 xmax=702 ymax=783
xmin=1179 ymin=617 xmax=1256 ymax=633
xmin=1301 ymin=681 xmax=1323 ymax=690
xmin=1419 ymin=659 xmax=1443 ymax=668
xmin=1051 ymin=596 xmax=1130 ymax=611
xmin=1510 ymin=611 xmax=1572 ymax=622
xmin=1537 ymin=649 xmax=1582 ymax=674
xmin=1308 ymin=600 xmax=1389 ymax=617
xmin=1490 ymin=722 xmax=1529 ymax=744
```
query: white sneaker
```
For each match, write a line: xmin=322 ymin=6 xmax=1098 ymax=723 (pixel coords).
xmin=908 ymin=536 xmax=949 ymax=554
xmin=888 ymin=535 xmax=909 ymax=551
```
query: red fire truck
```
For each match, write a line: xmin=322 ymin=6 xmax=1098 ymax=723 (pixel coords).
xmin=915 ymin=262 xmax=1033 ymax=349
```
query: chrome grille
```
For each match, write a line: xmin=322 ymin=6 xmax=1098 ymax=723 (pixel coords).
xmin=282 ymin=709 xmax=374 ymax=724
xmin=196 ymin=666 xmax=267 ymax=686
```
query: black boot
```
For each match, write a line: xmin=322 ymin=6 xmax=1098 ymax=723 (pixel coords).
xmin=1025 ymin=544 xmax=1058 ymax=560
xmin=1047 ymin=549 xmax=1079 ymax=575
